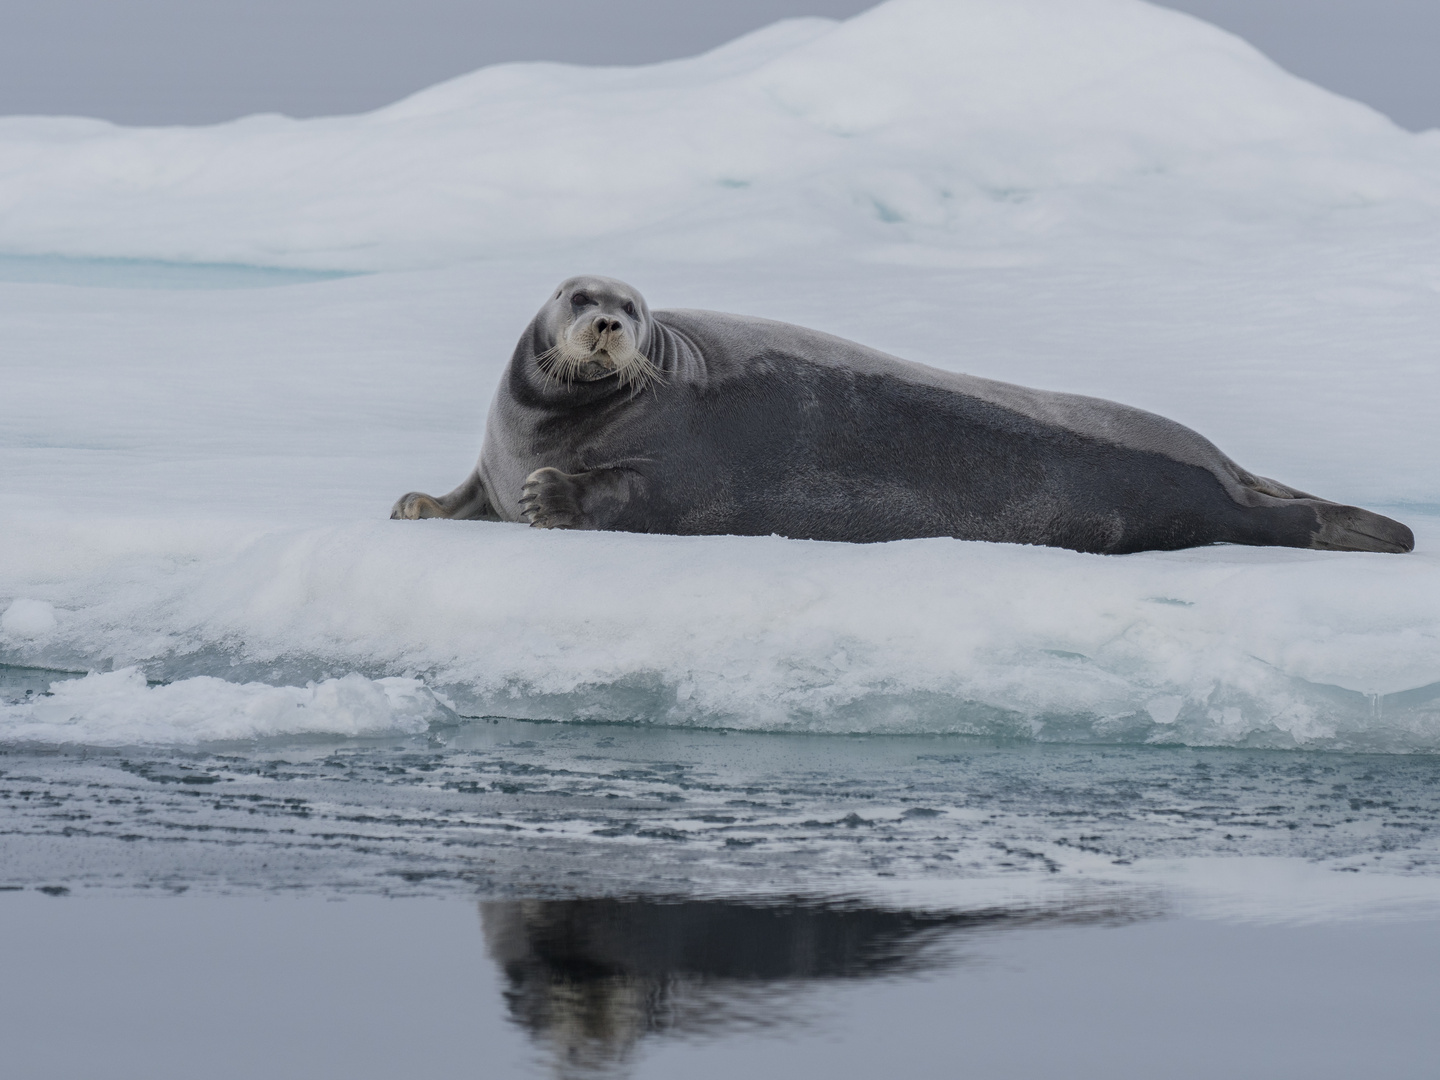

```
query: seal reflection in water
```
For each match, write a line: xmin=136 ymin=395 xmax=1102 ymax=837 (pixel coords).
xmin=480 ymin=896 xmax=1146 ymax=1076
xmin=393 ymin=276 xmax=1413 ymax=555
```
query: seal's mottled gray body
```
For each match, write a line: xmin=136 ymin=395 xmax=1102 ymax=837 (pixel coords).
xmin=392 ymin=276 xmax=1413 ymax=555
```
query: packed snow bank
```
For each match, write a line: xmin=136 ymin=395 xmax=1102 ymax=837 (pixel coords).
xmin=3 ymin=249 xmax=1437 ymax=748
xmin=0 ymin=667 xmax=448 ymax=745
xmin=4 ymin=517 xmax=1439 ymax=749
xmin=1 ymin=0 xmax=1437 ymax=270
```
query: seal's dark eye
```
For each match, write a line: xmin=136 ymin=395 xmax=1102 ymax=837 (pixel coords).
xmin=624 ymin=302 xmax=637 ymax=317
xmin=571 ymin=292 xmax=594 ymax=307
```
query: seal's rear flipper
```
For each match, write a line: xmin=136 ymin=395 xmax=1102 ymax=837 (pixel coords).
xmin=1310 ymin=503 xmax=1414 ymax=553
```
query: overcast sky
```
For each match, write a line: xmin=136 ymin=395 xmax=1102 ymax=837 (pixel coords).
xmin=0 ymin=0 xmax=1434 ymax=131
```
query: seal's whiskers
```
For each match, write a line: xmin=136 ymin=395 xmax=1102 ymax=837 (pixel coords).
xmin=537 ymin=330 xmax=662 ymax=395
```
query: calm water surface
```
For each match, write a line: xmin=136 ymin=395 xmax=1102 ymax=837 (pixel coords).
xmin=5 ymin=663 xmax=1440 ymax=1078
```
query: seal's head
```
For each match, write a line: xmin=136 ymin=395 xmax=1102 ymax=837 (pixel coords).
xmin=535 ymin=276 xmax=659 ymax=392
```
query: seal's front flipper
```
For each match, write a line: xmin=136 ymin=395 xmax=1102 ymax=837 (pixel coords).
xmin=391 ymin=492 xmax=450 ymax=519
xmin=520 ymin=467 xmax=641 ymax=530
xmin=1309 ymin=503 xmax=1415 ymax=553
xmin=391 ymin=470 xmax=498 ymax=521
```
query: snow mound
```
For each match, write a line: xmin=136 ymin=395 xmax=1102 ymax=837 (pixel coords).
xmin=0 ymin=667 xmax=449 ymax=745
xmin=1 ymin=599 xmax=57 ymax=638
xmin=0 ymin=0 xmax=1436 ymax=270
xmin=4 ymin=519 xmax=1440 ymax=750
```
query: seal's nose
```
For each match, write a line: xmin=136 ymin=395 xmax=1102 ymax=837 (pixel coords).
xmin=594 ymin=316 xmax=621 ymax=333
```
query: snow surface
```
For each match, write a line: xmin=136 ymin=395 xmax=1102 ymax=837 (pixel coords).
xmin=0 ymin=668 xmax=445 ymax=745
xmin=2 ymin=0 xmax=1439 ymax=747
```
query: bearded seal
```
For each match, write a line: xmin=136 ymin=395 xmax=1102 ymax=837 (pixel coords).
xmin=391 ymin=275 xmax=1413 ymax=555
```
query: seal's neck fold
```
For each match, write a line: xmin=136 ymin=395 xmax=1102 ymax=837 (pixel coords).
xmin=647 ymin=319 xmax=707 ymax=385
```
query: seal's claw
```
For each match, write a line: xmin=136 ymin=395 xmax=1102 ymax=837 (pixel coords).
xmin=521 ymin=467 xmax=583 ymax=529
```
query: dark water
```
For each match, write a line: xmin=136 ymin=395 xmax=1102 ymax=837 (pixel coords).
xmin=8 ymin=661 xmax=1440 ymax=1077
xmin=5 ymin=710 xmax=1440 ymax=899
